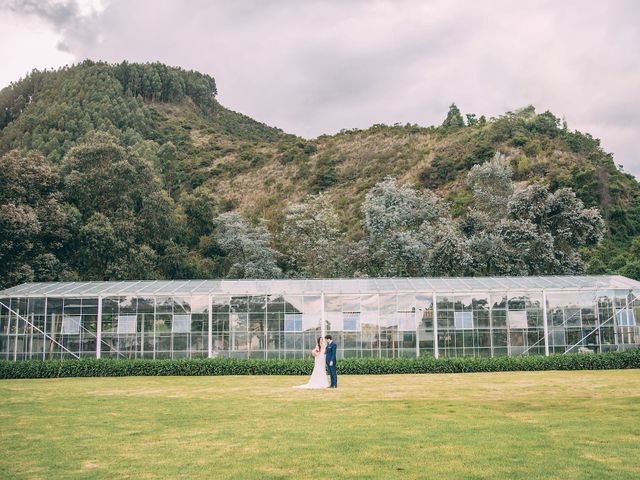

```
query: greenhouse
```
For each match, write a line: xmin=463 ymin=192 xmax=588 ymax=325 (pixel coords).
xmin=0 ymin=275 xmax=639 ymax=361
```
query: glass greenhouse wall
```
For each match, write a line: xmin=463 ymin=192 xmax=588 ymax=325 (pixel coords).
xmin=0 ymin=276 xmax=639 ymax=361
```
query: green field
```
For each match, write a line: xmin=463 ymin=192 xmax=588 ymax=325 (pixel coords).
xmin=1 ymin=371 xmax=639 ymax=479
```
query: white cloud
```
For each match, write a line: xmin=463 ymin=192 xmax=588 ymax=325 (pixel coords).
xmin=1 ymin=0 xmax=638 ymax=177
xmin=0 ymin=10 xmax=74 ymax=86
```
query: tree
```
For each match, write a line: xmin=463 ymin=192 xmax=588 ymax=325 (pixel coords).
xmin=363 ymin=177 xmax=446 ymax=236
xmin=426 ymin=221 xmax=470 ymax=276
xmin=500 ymin=184 xmax=603 ymax=274
xmin=149 ymin=70 xmax=162 ymax=101
xmin=311 ymin=155 xmax=338 ymax=193
xmin=466 ymin=152 xmax=513 ymax=217
xmin=181 ymin=187 xmax=217 ymax=245
xmin=215 ymin=213 xmax=282 ymax=278
xmin=280 ymin=194 xmax=345 ymax=277
xmin=158 ymin=141 xmax=178 ymax=196
xmin=106 ymin=244 xmax=160 ymax=280
xmin=465 ymin=231 xmax=512 ymax=275
xmin=76 ymin=213 xmax=121 ymax=279
xmin=462 ymin=152 xmax=605 ymax=276
xmin=528 ymin=111 xmax=560 ymax=137
xmin=0 ymin=150 xmax=58 ymax=205
xmin=509 ymin=184 xmax=604 ymax=251
xmin=0 ymin=203 xmax=40 ymax=284
xmin=62 ymin=132 xmax=159 ymax=216
xmin=620 ymin=260 xmax=640 ymax=281
xmin=496 ymin=219 xmax=549 ymax=274
xmin=442 ymin=103 xmax=465 ymax=130
xmin=159 ymin=241 xmax=216 ymax=279
xmin=359 ymin=177 xmax=451 ymax=276
xmin=0 ymin=150 xmax=75 ymax=287
xmin=0 ymin=60 xmax=627 ymax=283
xmin=138 ymin=190 xmax=182 ymax=249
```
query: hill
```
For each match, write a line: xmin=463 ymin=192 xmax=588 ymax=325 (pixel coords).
xmin=0 ymin=60 xmax=638 ymax=286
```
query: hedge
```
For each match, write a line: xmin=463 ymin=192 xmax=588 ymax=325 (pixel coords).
xmin=1 ymin=349 xmax=639 ymax=379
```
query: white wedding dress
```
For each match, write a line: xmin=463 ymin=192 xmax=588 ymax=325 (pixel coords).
xmin=293 ymin=345 xmax=329 ymax=389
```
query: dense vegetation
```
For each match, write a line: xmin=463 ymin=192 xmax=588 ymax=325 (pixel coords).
xmin=0 ymin=61 xmax=638 ymax=287
xmin=1 ymin=349 xmax=639 ymax=379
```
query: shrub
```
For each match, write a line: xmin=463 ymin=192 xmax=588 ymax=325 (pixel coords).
xmin=311 ymin=155 xmax=338 ymax=192
xmin=419 ymin=154 xmax=458 ymax=188
xmin=0 ymin=350 xmax=638 ymax=379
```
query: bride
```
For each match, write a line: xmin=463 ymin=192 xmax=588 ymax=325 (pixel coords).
xmin=293 ymin=337 xmax=329 ymax=389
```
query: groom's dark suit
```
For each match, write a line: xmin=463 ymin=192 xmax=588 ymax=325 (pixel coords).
xmin=325 ymin=341 xmax=337 ymax=388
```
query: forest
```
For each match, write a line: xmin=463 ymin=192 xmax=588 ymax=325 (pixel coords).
xmin=0 ymin=60 xmax=639 ymax=288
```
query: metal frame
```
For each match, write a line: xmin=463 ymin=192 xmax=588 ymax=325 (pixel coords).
xmin=562 ymin=291 xmax=639 ymax=354
xmin=0 ymin=300 xmax=80 ymax=359
xmin=2 ymin=275 xmax=638 ymax=298
xmin=1 ymin=277 xmax=638 ymax=361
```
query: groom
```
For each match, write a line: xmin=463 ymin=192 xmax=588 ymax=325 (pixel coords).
xmin=325 ymin=335 xmax=337 ymax=388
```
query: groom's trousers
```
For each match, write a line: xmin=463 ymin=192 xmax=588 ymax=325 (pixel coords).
xmin=328 ymin=364 xmax=337 ymax=387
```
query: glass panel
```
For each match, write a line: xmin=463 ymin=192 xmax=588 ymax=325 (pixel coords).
xmin=156 ymin=296 xmax=174 ymax=313
xmin=302 ymin=296 xmax=321 ymax=331
xmin=379 ymin=295 xmax=399 ymax=357
xmin=174 ymin=297 xmax=191 ymax=315
xmin=616 ymin=309 xmax=636 ymax=326
xmin=475 ymin=308 xmax=490 ymax=328
xmin=551 ymin=328 xmax=565 ymax=346
xmin=398 ymin=311 xmax=417 ymax=330
xmin=190 ymin=296 xmax=209 ymax=314
xmin=137 ymin=297 xmax=154 ymax=313
xmin=324 ymin=295 xmax=342 ymax=312
xmin=102 ymin=297 xmax=118 ymax=315
xmin=343 ymin=312 xmax=360 ymax=331
xmin=507 ymin=311 xmax=527 ymax=329
xmin=342 ymin=295 xmax=360 ymax=313
xmin=454 ymin=311 xmax=473 ymax=330
xmin=284 ymin=313 xmax=302 ymax=332
xmin=118 ymin=297 xmax=136 ymax=314
xmin=565 ymin=308 xmax=582 ymax=327
xmin=117 ymin=315 xmax=137 ymax=334
xmin=379 ymin=295 xmax=397 ymax=324
xmin=360 ymin=295 xmax=379 ymax=356
xmin=173 ymin=314 xmax=191 ymax=333
xmin=230 ymin=312 xmax=247 ymax=331
xmin=416 ymin=294 xmax=434 ymax=356
xmin=61 ymin=316 xmax=81 ymax=334
xmin=63 ymin=298 xmax=82 ymax=316
xmin=326 ymin=311 xmax=343 ymax=331
xmin=396 ymin=294 xmax=415 ymax=311
xmin=2 ymin=281 xmax=635 ymax=360
xmin=284 ymin=296 xmax=303 ymax=314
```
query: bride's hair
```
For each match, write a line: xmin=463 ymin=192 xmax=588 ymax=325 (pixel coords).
xmin=317 ymin=337 xmax=323 ymax=348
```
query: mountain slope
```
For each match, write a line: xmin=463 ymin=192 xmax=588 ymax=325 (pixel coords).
xmin=0 ymin=61 xmax=638 ymax=285
xmin=0 ymin=60 xmax=286 ymax=159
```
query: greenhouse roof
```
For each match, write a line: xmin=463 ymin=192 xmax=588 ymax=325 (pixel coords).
xmin=1 ymin=275 xmax=639 ymax=298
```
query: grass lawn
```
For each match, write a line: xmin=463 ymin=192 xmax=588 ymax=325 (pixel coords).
xmin=1 ymin=371 xmax=639 ymax=479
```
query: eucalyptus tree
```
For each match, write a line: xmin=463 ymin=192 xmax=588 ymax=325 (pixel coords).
xmin=215 ymin=212 xmax=282 ymax=279
xmin=466 ymin=152 xmax=513 ymax=218
xmin=507 ymin=184 xmax=604 ymax=273
xmin=462 ymin=151 xmax=605 ymax=275
xmin=359 ymin=177 xmax=455 ymax=276
xmin=463 ymin=152 xmax=516 ymax=274
xmin=280 ymin=194 xmax=346 ymax=277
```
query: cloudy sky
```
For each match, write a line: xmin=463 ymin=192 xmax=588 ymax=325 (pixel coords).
xmin=1 ymin=0 xmax=638 ymax=176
